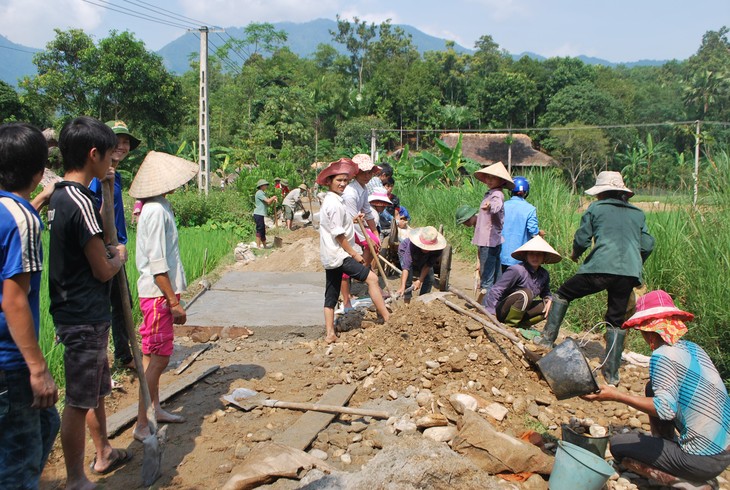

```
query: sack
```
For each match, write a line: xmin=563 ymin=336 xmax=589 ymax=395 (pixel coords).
xmin=451 ymin=411 xmax=554 ymax=475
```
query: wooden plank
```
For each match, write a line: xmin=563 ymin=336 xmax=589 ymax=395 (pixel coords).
xmin=272 ymin=384 xmax=357 ymax=451
xmin=174 ymin=344 xmax=211 ymax=375
xmin=107 ymin=364 xmax=219 ymax=438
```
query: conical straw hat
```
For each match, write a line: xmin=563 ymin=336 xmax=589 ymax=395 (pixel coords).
xmin=511 ymin=235 xmax=562 ymax=264
xmin=129 ymin=151 xmax=198 ymax=199
xmin=474 ymin=162 xmax=514 ymax=189
xmin=409 ymin=226 xmax=447 ymax=251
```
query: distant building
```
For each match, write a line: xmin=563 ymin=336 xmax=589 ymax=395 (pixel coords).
xmin=441 ymin=133 xmax=556 ymax=171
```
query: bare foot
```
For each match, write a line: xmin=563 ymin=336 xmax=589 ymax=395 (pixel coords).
xmin=156 ymin=409 xmax=185 ymax=423
xmin=133 ymin=425 xmax=151 ymax=442
xmin=324 ymin=334 xmax=338 ymax=344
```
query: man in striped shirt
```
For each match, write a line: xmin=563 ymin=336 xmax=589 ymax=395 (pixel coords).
xmin=49 ymin=117 xmax=130 ymax=487
xmin=583 ymin=290 xmax=730 ymax=487
xmin=0 ymin=123 xmax=60 ymax=489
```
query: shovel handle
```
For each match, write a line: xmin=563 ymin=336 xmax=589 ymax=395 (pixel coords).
xmin=262 ymin=399 xmax=390 ymax=419
xmin=102 ymin=179 xmax=158 ymax=435
xmin=356 ymin=217 xmax=392 ymax=296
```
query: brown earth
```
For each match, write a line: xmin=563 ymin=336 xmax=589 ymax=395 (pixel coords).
xmin=40 ymin=228 xmax=729 ymax=490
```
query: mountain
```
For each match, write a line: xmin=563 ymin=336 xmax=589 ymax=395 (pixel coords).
xmin=1 ymin=20 xmax=671 ymax=85
xmin=0 ymin=35 xmax=39 ymax=86
xmin=157 ymin=18 xmax=474 ymax=74
xmin=512 ymin=51 xmax=668 ymax=68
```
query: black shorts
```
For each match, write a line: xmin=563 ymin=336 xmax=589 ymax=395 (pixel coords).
xmin=253 ymin=214 xmax=266 ymax=240
xmin=324 ymin=257 xmax=370 ymax=308
xmin=56 ymin=323 xmax=112 ymax=409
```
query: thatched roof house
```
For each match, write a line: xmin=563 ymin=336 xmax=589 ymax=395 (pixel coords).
xmin=441 ymin=133 xmax=556 ymax=170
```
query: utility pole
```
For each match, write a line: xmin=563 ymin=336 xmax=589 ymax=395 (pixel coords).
xmin=198 ymin=26 xmax=210 ymax=195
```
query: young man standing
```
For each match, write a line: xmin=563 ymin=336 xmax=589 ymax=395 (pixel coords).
xmin=49 ymin=116 xmax=130 ymax=488
xmin=89 ymin=120 xmax=141 ymax=370
xmin=0 ymin=123 xmax=60 ymax=489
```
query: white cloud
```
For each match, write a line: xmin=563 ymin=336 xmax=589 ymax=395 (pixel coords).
xmin=465 ymin=0 xmax=529 ymax=22
xmin=337 ymin=8 xmax=401 ymax=26
xmin=180 ymin=0 xmax=340 ymax=27
xmin=545 ymin=42 xmax=596 ymax=58
xmin=417 ymin=26 xmax=470 ymax=49
xmin=0 ymin=0 xmax=102 ymax=48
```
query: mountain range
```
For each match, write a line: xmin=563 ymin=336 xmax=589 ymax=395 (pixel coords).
xmin=1 ymin=18 xmax=668 ymax=87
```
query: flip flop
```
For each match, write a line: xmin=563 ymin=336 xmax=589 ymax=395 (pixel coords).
xmin=89 ymin=448 xmax=133 ymax=475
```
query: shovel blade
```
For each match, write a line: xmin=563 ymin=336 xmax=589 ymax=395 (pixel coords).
xmin=141 ymin=436 xmax=162 ymax=485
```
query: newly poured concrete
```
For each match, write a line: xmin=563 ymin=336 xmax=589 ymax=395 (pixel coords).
xmin=182 ymin=271 xmax=324 ymax=339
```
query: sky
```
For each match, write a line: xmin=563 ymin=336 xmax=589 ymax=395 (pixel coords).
xmin=0 ymin=0 xmax=728 ymax=62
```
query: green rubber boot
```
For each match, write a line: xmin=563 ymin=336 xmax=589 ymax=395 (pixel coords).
xmin=601 ymin=328 xmax=627 ymax=386
xmin=534 ymin=296 xmax=569 ymax=348
xmin=503 ymin=306 xmax=526 ymax=327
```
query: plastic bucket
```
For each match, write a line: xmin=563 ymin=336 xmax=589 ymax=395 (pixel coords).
xmin=549 ymin=440 xmax=615 ymax=490
xmin=536 ymin=338 xmax=599 ymax=399
xmin=561 ymin=424 xmax=609 ymax=458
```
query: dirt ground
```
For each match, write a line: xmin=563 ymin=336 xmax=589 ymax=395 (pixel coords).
xmin=40 ymin=227 xmax=729 ymax=490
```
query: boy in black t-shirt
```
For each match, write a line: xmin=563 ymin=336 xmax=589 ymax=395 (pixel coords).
xmin=49 ymin=116 xmax=130 ymax=486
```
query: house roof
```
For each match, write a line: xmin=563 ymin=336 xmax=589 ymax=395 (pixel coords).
xmin=441 ymin=133 xmax=555 ymax=168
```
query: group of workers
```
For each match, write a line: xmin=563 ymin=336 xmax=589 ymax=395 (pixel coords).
xmin=309 ymin=154 xmax=728 ymax=488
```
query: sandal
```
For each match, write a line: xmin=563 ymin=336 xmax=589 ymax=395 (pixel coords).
xmin=89 ymin=448 xmax=133 ymax=475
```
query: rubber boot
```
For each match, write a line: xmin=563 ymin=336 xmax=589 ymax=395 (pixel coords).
xmin=534 ymin=296 xmax=569 ymax=348
xmin=601 ymin=328 xmax=626 ymax=386
xmin=503 ymin=306 xmax=526 ymax=327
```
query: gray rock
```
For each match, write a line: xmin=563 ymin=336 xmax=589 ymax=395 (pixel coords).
xmin=309 ymin=448 xmax=329 ymax=460
xmin=422 ymin=426 xmax=457 ymax=443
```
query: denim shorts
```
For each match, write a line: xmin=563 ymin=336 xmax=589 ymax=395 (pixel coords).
xmin=0 ymin=367 xmax=60 ymax=489
xmin=56 ymin=323 xmax=112 ymax=409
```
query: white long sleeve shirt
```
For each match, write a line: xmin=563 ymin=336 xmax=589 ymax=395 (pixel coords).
xmin=342 ymin=180 xmax=377 ymax=241
xmin=319 ymin=191 xmax=361 ymax=269
xmin=136 ymin=196 xmax=187 ymax=298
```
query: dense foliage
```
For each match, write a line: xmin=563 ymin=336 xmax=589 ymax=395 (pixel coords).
xmin=5 ymin=22 xmax=730 ymax=192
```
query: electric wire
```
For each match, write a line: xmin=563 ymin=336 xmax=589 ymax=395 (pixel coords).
xmin=120 ymin=0 xmax=214 ymax=27
xmin=81 ymin=0 xmax=194 ymax=30
xmin=0 ymin=45 xmax=37 ymax=55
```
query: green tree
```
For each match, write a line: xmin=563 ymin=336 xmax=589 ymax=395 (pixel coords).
xmin=20 ymin=29 xmax=183 ymax=144
xmin=330 ymin=15 xmax=377 ymax=95
xmin=0 ymin=81 xmax=22 ymax=122
xmin=468 ymin=71 xmax=538 ymax=128
xmin=545 ymin=123 xmax=610 ymax=193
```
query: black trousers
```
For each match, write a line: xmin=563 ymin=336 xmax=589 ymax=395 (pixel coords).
xmin=556 ymin=273 xmax=639 ymax=329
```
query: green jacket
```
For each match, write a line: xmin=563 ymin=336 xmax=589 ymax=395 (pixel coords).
xmin=573 ymin=198 xmax=654 ymax=281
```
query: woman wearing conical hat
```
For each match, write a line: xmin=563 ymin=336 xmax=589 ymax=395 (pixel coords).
xmin=130 ymin=151 xmax=198 ymax=441
xmin=484 ymin=236 xmax=561 ymax=328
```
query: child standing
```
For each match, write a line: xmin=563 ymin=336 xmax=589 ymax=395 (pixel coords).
xmin=500 ymin=176 xmax=544 ymax=272
xmin=89 ymin=120 xmax=141 ymax=370
xmin=472 ymin=162 xmax=513 ymax=303
xmin=253 ymin=179 xmax=277 ymax=249
xmin=49 ymin=116 xmax=129 ymax=485
xmin=0 ymin=123 xmax=60 ymax=489
xmin=129 ymin=151 xmax=198 ymax=442
xmin=318 ymin=159 xmax=390 ymax=344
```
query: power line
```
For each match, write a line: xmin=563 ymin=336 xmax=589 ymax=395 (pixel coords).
xmin=216 ymin=33 xmax=247 ymax=65
xmin=375 ymin=121 xmax=730 ymax=134
xmin=81 ymin=0 xmax=194 ymax=30
xmin=121 ymin=0 xmax=213 ymax=27
xmin=0 ymin=44 xmax=37 ymax=55
xmin=208 ymin=37 xmax=240 ymax=73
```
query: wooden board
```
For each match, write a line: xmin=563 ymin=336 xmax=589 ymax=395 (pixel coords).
xmin=107 ymin=364 xmax=219 ymax=438
xmin=272 ymin=384 xmax=357 ymax=451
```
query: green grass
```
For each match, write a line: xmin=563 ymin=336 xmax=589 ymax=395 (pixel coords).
xmin=38 ymin=227 xmax=237 ymax=387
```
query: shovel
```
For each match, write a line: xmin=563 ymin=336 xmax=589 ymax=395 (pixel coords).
xmin=102 ymin=179 xmax=164 ymax=486
xmin=221 ymin=388 xmax=390 ymax=419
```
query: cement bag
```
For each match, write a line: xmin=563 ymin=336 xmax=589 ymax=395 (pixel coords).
xmin=451 ymin=411 xmax=554 ymax=475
